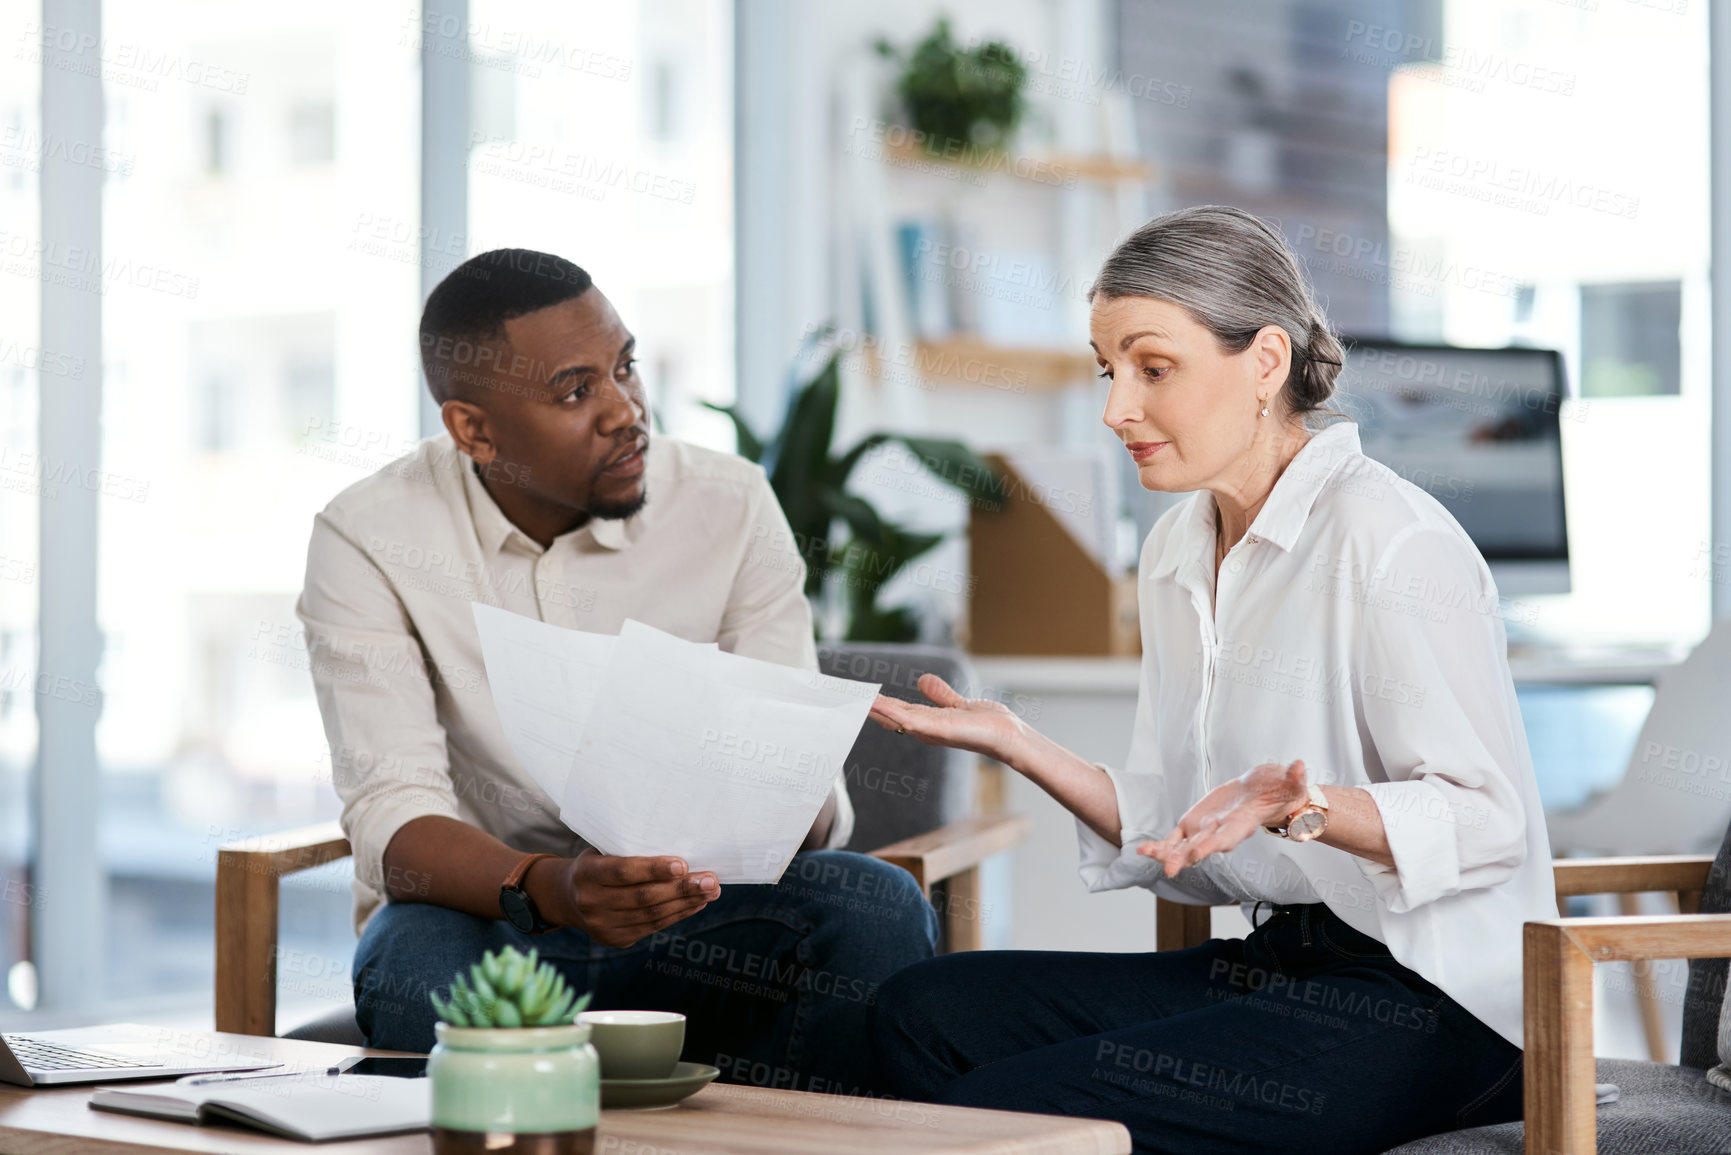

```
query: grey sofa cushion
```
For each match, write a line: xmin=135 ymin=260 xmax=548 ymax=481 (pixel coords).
xmin=281 ymin=1004 xmax=367 ymax=1047
xmin=1382 ymin=1059 xmax=1731 ymax=1154
xmin=816 ymin=644 xmax=979 ymax=853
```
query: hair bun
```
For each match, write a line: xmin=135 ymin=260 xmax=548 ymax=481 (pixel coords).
xmin=1296 ymin=316 xmax=1344 ymax=410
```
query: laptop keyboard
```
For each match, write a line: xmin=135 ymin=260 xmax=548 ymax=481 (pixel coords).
xmin=5 ymin=1035 xmax=161 ymax=1070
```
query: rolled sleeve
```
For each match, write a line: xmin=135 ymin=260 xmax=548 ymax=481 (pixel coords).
xmin=1076 ymin=761 xmax=1167 ymax=893
xmin=1076 ymin=650 xmax=1168 ymax=893
xmin=1356 ymin=780 xmax=1463 ymax=911
xmin=1074 ymin=658 xmax=1237 ymax=906
xmin=297 ymin=510 xmax=460 ymax=924
xmin=1352 ymin=527 xmax=1530 ymax=912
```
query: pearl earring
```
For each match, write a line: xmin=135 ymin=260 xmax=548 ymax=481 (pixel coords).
xmin=1258 ymin=400 xmax=1270 ymax=417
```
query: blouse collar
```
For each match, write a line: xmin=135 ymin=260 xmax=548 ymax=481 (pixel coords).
xmin=1150 ymin=421 xmax=1363 ymax=579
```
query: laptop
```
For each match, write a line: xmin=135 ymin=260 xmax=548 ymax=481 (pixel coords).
xmin=0 ymin=1024 xmax=280 ymax=1087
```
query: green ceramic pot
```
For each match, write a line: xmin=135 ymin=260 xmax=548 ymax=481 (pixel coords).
xmin=429 ymin=1021 xmax=599 ymax=1155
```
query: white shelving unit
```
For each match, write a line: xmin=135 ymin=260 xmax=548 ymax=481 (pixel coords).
xmin=833 ymin=42 xmax=1155 ymax=449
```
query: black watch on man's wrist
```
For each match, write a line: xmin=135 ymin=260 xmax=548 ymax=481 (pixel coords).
xmin=500 ymin=852 xmax=558 ymax=935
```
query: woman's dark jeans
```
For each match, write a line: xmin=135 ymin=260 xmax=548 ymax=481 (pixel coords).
xmin=873 ymin=902 xmax=1522 ymax=1155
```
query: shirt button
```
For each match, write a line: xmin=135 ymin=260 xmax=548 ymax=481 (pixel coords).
xmin=1247 ymin=534 xmax=1259 ymax=544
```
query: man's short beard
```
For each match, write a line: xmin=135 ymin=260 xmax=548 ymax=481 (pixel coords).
xmin=588 ymin=488 xmax=648 ymax=521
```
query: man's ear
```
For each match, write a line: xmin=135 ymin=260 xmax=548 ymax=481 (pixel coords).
xmin=442 ymin=399 xmax=497 ymax=465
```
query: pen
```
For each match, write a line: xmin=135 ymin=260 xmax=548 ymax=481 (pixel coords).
xmin=176 ymin=1065 xmax=292 ymax=1086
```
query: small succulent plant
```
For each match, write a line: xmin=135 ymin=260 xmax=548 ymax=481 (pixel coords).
xmin=430 ymin=946 xmax=592 ymax=1029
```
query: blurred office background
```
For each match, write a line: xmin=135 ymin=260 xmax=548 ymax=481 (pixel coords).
xmin=0 ymin=0 xmax=1719 ymax=1062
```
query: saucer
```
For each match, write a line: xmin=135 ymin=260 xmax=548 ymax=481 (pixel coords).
xmin=600 ymin=1062 xmax=720 ymax=1110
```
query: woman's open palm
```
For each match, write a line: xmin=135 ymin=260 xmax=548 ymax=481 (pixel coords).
xmin=1136 ymin=760 xmax=1309 ymax=877
xmin=868 ymin=674 xmax=1022 ymax=762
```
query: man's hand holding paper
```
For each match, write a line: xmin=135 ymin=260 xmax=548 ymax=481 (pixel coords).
xmin=474 ymin=606 xmax=878 ymax=884
xmin=524 ymin=849 xmax=719 ymax=949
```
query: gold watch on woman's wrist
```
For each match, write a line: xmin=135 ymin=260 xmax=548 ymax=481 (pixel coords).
xmin=1264 ymin=783 xmax=1329 ymax=842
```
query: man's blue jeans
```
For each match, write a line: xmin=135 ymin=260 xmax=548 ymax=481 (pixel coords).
xmin=873 ymin=902 xmax=1524 ymax=1155
xmin=353 ymin=849 xmax=936 ymax=1094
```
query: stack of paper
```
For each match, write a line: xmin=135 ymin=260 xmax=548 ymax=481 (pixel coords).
xmin=473 ymin=606 xmax=878 ymax=883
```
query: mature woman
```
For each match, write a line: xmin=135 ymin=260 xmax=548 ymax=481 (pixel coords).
xmin=868 ymin=206 xmax=1557 ymax=1155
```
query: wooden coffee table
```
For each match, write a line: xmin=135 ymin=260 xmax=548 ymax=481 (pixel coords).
xmin=0 ymin=1030 xmax=1130 ymax=1154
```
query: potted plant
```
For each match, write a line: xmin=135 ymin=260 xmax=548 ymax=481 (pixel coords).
xmin=426 ymin=946 xmax=598 ymax=1154
xmin=706 ymin=344 xmax=1006 ymax=643
xmin=876 ymin=18 xmax=1027 ymax=158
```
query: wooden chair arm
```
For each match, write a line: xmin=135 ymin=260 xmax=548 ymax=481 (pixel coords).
xmin=1553 ymin=855 xmax=1715 ymax=912
xmin=1156 ymin=898 xmax=1214 ymax=952
xmin=870 ymin=813 xmax=1031 ymax=894
xmin=1530 ymin=912 xmax=1731 ymax=963
xmin=215 ymin=822 xmax=351 ymax=1037
xmin=1525 ymin=914 xmax=1731 ymax=1155
xmin=219 ymin=821 xmax=352 ymax=876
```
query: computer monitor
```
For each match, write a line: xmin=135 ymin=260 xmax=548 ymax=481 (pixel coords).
xmin=1333 ymin=339 xmax=1570 ymax=598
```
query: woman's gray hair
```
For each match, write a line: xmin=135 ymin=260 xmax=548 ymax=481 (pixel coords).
xmin=1089 ymin=205 xmax=1345 ymax=420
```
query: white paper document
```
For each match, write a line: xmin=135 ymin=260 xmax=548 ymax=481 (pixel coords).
xmin=472 ymin=602 xmax=615 ymax=808
xmin=473 ymin=607 xmax=879 ymax=883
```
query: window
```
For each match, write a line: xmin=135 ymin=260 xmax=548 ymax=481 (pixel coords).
xmin=647 ymin=56 xmax=679 ymax=143
xmin=287 ymin=101 xmax=335 ymax=166
xmin=0 ymin=0 xmax=736 ymax=1019
xmin=193 ymin=374 xmax=238 ymax=452
xmin=87 ymin=3 xmax=421 ymax=1015
xmin=284 ymin=356 xmax=336 ymax=441
xmin=466 ymin=0 xmax=735 ymax=451
xmin=204 ymin=107 xmax=227 ymax=176
xmin=1384 ymin=0 xmax=1709 ymax=646
xmin=1579 ymin=281 xmax=1683 ymax=399
xmin=0 ymin=0 xmax=39 ymax=1012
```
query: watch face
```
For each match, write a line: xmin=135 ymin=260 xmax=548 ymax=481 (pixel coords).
xmin=499 ymin=887 xmax=536 ymax=932
xmin=1287 ymin=809 xmax=1327 ymax=842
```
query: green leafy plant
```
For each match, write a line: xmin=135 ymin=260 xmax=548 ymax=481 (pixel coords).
xmin=430 ymin=946 xmax=591 ymax=1029
xmin=876 ymin=18 xmax=1027 ymax=154
xmin=706 ymin=344 xmax=1006 ymax=644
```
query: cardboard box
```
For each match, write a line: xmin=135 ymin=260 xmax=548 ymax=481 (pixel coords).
xmin=966 ymin=454 xmax=1140 ymax=656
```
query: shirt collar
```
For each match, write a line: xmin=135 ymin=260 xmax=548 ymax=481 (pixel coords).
xmin=1149 ymin=421 xmax=1362 ymax=579
xmin=459 ymin=448 xmax=648 ymax=557
xmin=460 ymin=451 xmax=531 ymax=557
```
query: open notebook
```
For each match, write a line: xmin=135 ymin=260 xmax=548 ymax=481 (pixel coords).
xmin=89 ymin=1073 xmax=429 ymax=1141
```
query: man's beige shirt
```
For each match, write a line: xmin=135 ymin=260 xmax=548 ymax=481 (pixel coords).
xmin=296 ymin=435 xmax=851 ymax=933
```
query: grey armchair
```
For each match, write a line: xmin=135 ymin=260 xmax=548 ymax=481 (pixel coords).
xmin=1383 ymin=821 xmax=1731 ymax=1155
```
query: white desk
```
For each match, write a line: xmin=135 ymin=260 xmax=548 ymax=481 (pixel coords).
xmin=975 ymin=644 xmax=1687 ymax=698
xmin=1505 ymin=644 xmax=1688 ymax=686
xmin=970 ymin=646 xmax=1685 ymax=954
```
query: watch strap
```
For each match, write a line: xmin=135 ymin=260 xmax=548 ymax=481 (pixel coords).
xmin=503 ymin=852 xmax=556 ymax=891
xmin=500 ymin=853 xmax=558 ymax=935
xmin=1265 ymin=783 xmax=1329 ymax=838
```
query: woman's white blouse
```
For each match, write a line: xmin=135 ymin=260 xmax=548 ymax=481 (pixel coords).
xmin=1077 ymin=421 xmax=1557 ymax=1047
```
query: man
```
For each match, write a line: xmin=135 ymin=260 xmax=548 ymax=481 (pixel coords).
xmin=296 ymin=248 xmax=935 ymax=1091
